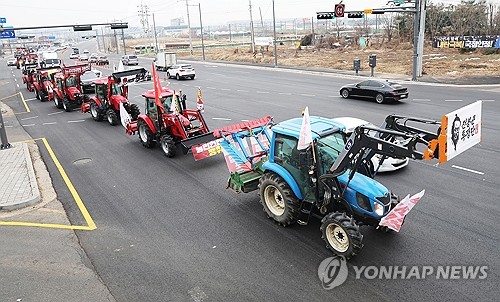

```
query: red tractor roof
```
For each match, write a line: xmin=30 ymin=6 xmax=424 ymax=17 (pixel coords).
xmin=142 ymin=87 xmax=176 ymax=98
xmin=93 ymin=78 xmax=109 ymax=85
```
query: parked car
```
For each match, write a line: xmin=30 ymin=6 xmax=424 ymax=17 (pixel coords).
xmin=7 ymin=58 xmax=17 ymax=66
xmin=339 ymin=79 xmax=408 ymax=104
xmin=97 ymin=55 xmax=109 ymax=65
xmin=331 ymin=117 xmax=409 ymax=172
xmin=121 ymin=54 xmax=139 ymax=66
xmin=79 ymin=54 xmax=89 ymax=61
xmin=80 ymin=69 xmax=102 ymax=94
xmin=89 ymin=53 xmax=98 ymax=63
xmin=166 ymin=64 xmax=196 ymax=80
xmin=69 ymin=53 xmax=79 ymax=59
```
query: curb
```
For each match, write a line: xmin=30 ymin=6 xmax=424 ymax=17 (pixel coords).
xmin=0 ymin=143 xmax=41 ymax=211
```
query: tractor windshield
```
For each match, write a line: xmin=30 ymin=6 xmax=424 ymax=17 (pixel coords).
xmin=111 ymin=83 xmax=123 ymax=96
xmin=66 ymin=76 xmax=78 ymax=88
xmin=316 ymin=132 xmax=345 ymax=175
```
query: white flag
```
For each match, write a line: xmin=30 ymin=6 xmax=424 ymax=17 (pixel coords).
xmin=118 ymin=60 xmax=125 ymax=72
xmin=379 ymin=190 xmax=425 ymax=232
xmin=119 ymin=102 xmax=131 ymax=128
xmin=297 ymin=106 xmax=313 ymax=150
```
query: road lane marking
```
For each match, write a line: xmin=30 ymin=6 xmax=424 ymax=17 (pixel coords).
xmin=237 ymin=89 xmax=248 ymax=93
xmin=67 ymin=120 xmax=85 ymax=123
xmin=24 ymin=98 xmax=37 ymax=102
xmin=16 ymin=84 xmax=19 ymax=88
xmin=279 ymin=92 xmax=292 ymax=95
xmin=241 ymin=119 xmax=249 ymax=121
xmin=14 ymin=78 xmax=17 ymax=82
xmin=445 ymin=99 xmax=463 ymax=102
xmin=20 ymin=115 xmax=39 ymax=121
xmin=478 ymin=100 xmax=495 ymax=102
xmin=22 ymin=124 xmax=36 ymax=127
xmin=42 ymin=122 xmax=57 ymax=125
xmin=47 ymin=111 xmax=64 ymax=116
xmin=256 ymin=91 xmax=269 ymax=94
xmin=452 ymin=165 xmax=484 ymax=175
xmin=300 ymin=93 xmax=316 ymax=97
xmin=220 ymin=88 xmax=231 ymax=91
xmin=5 ymin=125 xmax=13 ymax=128
xmin=413 ymin=98 xmax=431 ymax=101
xmin=212 ymin=117 xmax=232 ymax=121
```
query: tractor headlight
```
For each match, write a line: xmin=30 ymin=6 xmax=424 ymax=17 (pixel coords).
xmin=374 ymin=202 xmax=384 ymax=216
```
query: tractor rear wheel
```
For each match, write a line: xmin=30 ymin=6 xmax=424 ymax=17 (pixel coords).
xmin=138 ymin=119 xmax=156 ymax=148
xmin=54 ymin=95 xmax=63 ymax=109
xmin=320 ymin=212 xmax=363 ymax=260
xmin=160 ymin=134 xmax=176 ymax=157
xmin=127 ymin=103 xmax=140 ymax=121
xmin=90 ymin=101 xmax=104 ymax=121
xmin=62 ymin=98 xmax=72 ymax=112
xmin=258 ymin=172 xmax=301 ymax=226
xmin=107 ymin=109 xmax=119 ymax=125
xmin=35 ymin=89 xmax=40 ymax=100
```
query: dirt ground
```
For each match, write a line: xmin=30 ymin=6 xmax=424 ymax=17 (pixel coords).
xmin=127 ymin=38 xmax=500 ymax=78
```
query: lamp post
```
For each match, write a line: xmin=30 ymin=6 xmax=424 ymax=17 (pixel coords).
xmin=272 ymin=0 xmax=278 ymax=66
xmin=199 ymin=3 xmax=205 ymax=60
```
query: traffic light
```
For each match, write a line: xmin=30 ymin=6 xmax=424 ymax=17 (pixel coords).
xmin=317 ymin=12 xmax=335 ymax=20
xmin=348 ymin=12 xmax=364 ymax=18
xmin=73 ymin=25 xmax=93 ymax=31
xmin=334 ymin=4 xmax=345 ymax=17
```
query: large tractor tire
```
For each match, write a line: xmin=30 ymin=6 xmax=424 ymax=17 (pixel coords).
xmin=106 ymin=109 xmax=119 ymax=126
xmin=127 ymin=103 xmax=141 ymax=121
xmin=320 ymin=212 xmax=363 ymax=260
xmin=138 ymin=119 xmax=156 ymax=148
xmin=160 ymin=134 xmax=176 ymax=158
xmin=35 ymin=89 xmax=40 ymax=100
xmin=258 ymin=172 xmax=301 ymax=226
xmin=90 ymin=101 xmax=104 ymax=121
xmin=54 ymin=94 xmax=63 ymax=109
xmin=62 ymin=98 xmax=72 ymax=112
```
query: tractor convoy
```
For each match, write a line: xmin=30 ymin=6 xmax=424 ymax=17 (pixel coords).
xmin=11 ymin=51 xmax=482 ymax=261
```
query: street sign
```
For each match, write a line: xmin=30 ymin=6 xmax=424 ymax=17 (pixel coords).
xmin=317 ymin=12 xmax=335 ymax=20
xmin=335 ymin=4 xmax=345 ymax=17
xmin=364 ymin=9 xmax=373 ymax=14
xmin=0 ymin=18 xmax=6 ymax=23
xmin=0 ymin=29 xmax=15 ymax=39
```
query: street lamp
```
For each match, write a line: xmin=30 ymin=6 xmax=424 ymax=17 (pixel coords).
xmin=272 ymin=0 xmax=278 ymax=66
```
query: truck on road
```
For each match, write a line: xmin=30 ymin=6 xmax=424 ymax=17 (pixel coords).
xmin=154 ymin=52 xmax=177 ymax=71
xmin=40 ymin=51 xmax=61 ymax=68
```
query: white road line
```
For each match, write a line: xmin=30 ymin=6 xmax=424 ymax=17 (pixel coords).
xmin=16 ymin=84 xmax=19 ymax=87
xmin=452 ymin=165 xmax=485 ymax=175
xmin=256 ymin=91 xmax=269 ymax=94
xmin=24 ymin=98 xmax=37 ymax=102
xmin=42 ymin=122 xmax=57 ymax=125
xmin=14 ymin=78 xmax=17 ymax=82
xmin=478 ymin=100 xmax=495 ymax=102
xmin=445 ymin=99 xmax=463 ymax=102
xmin=22 ymin=124 xmax=36 ymax=127
xmin=328 ymin=95 xmax=339 ymax=98
xmin=206 ymin=87 xmax=216 ymax=89
xmin=237 ymin=89 xmax=248 ymax=93
xmin=67 ymin=120 xmax=86 ymax=123
xmin=279 ymin=92 xmax=292 ymax=95
xmin=12 ymin=74 xmax=15 ymax=77
xmin=220 ymin=88 xmax=231 ymax=91
xmin=300 ymin=93 xmax=316 ymax=97
xmin=181 ymin=83 xmax=189 ymax=86
xmin=47 ymin=111 xmax=64 ymax=116
xmin=413 ymin=98 xmax=431 ymax=101
xmin=241 ymin=119 xmax=249 ymax=122
xmin=5 ymin=125 xmax=13 ymax=128
xmin=212 ymin=117 xmax=232 ymax=121
xmin=20 ymin=115 xmax=39 ymax=121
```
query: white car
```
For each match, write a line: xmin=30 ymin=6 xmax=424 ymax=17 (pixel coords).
xmin=332 ymin=117 xmax=409 ymax=173
xmin=69 ymin=53 xmax=79 ymax=59
xmin=7 ymin=58 xmax=17 ymax=66
xmin=79 ymin=54 xmax=89 ymax=61
xmin=167 ymin=64 xmax=195 ymax=80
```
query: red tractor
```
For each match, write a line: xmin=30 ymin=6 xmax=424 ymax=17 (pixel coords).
xmin=81 ymin=69 xmax=143 ymax=125
xmin=125 ymin=87 xmax=212 ymax=157
xmin=52 ymin=64 xmax=91 ymax=112
xmin=32 ymin=67 xmax=61 ymax=102
xmin=21 ymin=63 xmax=38 ymax=92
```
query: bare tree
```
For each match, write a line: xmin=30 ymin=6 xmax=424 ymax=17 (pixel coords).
xmin=381 ymin=13 xmax=396 ymax=43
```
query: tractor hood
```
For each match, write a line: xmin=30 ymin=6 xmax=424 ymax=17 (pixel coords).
xmin=67 ymin=87 xmax=81 ymax=98
xmin=111 ymin=95 xmax=128 ymax=103
xmin=338 ymin=171 xmax=389 ymax=199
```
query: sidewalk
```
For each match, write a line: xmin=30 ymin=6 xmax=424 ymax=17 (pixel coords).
xmin=0 ymin=100 xmax=114 ymax=302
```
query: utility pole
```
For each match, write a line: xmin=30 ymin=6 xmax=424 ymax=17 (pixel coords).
xmin=249 ymin=0 xmax=255 ymax=53
xmin=122 ymin=28 xmax=127 ymax=55
xmin=152 ymin=13 xmax=159 ymax=53
xmin=272 ymin=0 xmax=278 ymax=66
xmin=199 ymin=3 xmax=205 ymax=60
xmin=412 ymin=0 xmax=420 ymax=81
xmin=114 ymin=29 xmax=119 ymax=54
xmin=96 ymin=29 xmax=101 ymax=51
xmin=259 ymin=7 xmax=264 ymax=31
xmin=185 ymin=0 xmax=193 ymax=54
xmin=416 ymin=0 xmax=426 ymax=77
xmin=229 ymin=24 xmax=232 ymax=41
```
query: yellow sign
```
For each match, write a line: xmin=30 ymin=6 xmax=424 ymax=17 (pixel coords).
xmin=364 ymin=9 xmax=373 ymax=14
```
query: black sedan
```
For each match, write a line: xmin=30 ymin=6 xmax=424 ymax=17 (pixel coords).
xmin=339 ymin=79 xmax=409 ymax=104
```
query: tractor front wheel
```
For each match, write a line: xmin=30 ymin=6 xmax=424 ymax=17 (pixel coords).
xmin=90 ymin=101 xmax=104 ymax=121
xmin=320 ymin=212 xmax=363 ymax=260
xmin=54 ymin=95 xmax=63 ymax=109
xmin=259 ymin=172 xmax=301 ymax=226
xmin=62 ymin=98 xmax=72 ymax=112
xmin=35 ymin=89 xmax=40 ymax=100
xmin=107 ymin=109 xmax=119 ymax=125
xmin=138 ymin=119 xmax=156 ymax=148
xmin=160 ymin=134 xmax=176 ymax=157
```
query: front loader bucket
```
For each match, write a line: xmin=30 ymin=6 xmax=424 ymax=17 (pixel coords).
xmin=180 ymin=132 xmax=215 ymax=154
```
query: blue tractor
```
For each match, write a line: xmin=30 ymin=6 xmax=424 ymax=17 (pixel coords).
xmin=203 ymin=114 xmax=451 ymax=259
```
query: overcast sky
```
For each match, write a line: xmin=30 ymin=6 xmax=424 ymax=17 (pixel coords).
xmin=0 ymin=0 xmax=490 ymax=30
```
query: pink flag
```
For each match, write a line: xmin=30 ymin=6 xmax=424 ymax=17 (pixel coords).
xmin=297 ymin=106 xmax=313 ymax=150
xmin=379 ymin=190 xmax=425 ymax=232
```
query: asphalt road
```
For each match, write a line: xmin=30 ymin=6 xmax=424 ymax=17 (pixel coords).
xmin=1 ymin=40 xmax=499 ymax=301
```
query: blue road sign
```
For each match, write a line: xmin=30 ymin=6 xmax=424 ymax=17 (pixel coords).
xmin=0 ymin=29 xmax=15 ymax=39
xmin=0 ymin=18 xmax=6 ymax=23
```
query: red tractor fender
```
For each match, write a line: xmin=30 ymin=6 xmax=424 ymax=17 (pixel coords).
xmin=33 ymin=82 xmax=40 ymax=91
xmin=53 ymin=88 xmax=63 ymax=100
xmin=90 ymin=96 xmax=102 ymax=107
xmin=138 ymin=114 xmax=157 ymax=134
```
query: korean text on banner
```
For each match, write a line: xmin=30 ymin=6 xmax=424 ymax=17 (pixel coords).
xmin=445 ymin=101 xmax=482 ymax=161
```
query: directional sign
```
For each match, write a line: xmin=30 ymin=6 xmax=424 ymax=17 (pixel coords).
xmin=0 ymin=18 xmax=6 ymax=23
xmin=0 ymin=29 xmax=15 ymax=39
